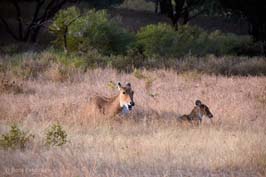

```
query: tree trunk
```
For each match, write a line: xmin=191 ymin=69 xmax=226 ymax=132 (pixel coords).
xmin=30 ymin=27 xmax=42 ymax=43
xmin=63 ymin=26 xmax=68 ymax=53
xmin=155 ymin=0 xmax=159 ymax=14
xmin=182 ymin=7 xmax=189 ymax=24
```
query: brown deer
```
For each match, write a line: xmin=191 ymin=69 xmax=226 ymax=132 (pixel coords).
xmin=86 ymin=82 xmax=135 ymax=118
xmin=179 ymin=100 xmax=213 ymax=125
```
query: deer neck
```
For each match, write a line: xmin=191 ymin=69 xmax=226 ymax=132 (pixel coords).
xmin=108 ymin=94 xmax=122 ymax=116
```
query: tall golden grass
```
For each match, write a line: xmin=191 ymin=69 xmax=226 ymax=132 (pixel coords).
xmin=0 ymin=68 xmax=266 ymax=177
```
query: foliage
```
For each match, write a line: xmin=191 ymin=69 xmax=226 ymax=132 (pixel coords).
xmin=45 ymin=123 xmax=68 ymax=146
xmin=207 ymin=30 xmax=252 ymax=56
xmin=49 ymin=7 xmax=81 ymax=52
xmin=136 ymin=23 xmax=179 ymax=57
xmin=0 ymin=125 xmax=34 ymax=150
xmin=174 ymin=25 xmax=209 ymax=56
xmin=136 ymin=23 xmax=252 ymax=57
xmin=50 ymin=8 xmax=135 ymax=55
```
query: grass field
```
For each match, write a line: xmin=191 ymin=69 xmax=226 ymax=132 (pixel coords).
xmin=0 ymin=68 xmax=266 ymax=177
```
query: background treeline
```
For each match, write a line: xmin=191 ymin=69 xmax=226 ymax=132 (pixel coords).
xmin=0 ymin=0 xmax=266 ymax=75
xmin=49 ymin=7 xmax=253 ymax=57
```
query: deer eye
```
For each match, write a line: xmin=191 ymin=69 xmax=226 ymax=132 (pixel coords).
xmin=123 ymin=91 xmax=126 ymax=94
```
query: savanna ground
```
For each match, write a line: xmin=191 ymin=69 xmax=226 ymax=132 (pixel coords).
xmin=1 ymin=67 xmax=266 ymax=177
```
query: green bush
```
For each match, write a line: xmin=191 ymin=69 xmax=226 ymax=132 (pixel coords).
xmin=207 ymin=30 xmax=252 ymax=56
xmin=50 ymin=8 xmax=135 ymax=55
xmin=175 ymin=25 xmax=209 ymax=56
xmin=45 ymin=123 xmax=68 ymax=146
xmin=0 ymin=125 xmax=34 ymax=150
xmin=136 ymin=23 xmax=179 ymax=57
xmin=82 ymin=10 xmax=135 ymax=55
xmin=136 ymin=23 xmax=253 ymax=57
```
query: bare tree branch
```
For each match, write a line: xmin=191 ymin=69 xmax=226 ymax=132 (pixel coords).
xmin=24 ymin=0 xmax=45 ymax=40
xmin=11 ymin=0 xmax=24 ymax=40
xmin=0 ymin=0 xmax=78 ymax=42
xmin=0 ymin=16 xmax=19 ymax=40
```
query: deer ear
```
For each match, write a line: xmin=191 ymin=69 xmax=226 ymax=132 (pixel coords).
xmin=126 ymin=82 xmax=131 ymax=88
xmin=117 ymin=82 xmax=122 ymax=90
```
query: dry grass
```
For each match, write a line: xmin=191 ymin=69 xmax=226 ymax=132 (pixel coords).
xmin=0 ymin=77 xmax=24 ymax=94
xmin=0 ymin=68 xmax=266 ymax=177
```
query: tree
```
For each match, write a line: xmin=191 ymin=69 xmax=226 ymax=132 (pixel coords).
xmin=49 ymin=7 xmax=81 ymax=53
xmin=158 ymin=0 xmax=185 ymax=29
xmin=0 ymin=0 xmax=78 ymax=43
xmin=151 ymin=0 xmax=222 ymax=28
xmin=154 ymin=0 xmax=213 ymax=29
xmin=218 ymin=0 xmax=266 ymax=44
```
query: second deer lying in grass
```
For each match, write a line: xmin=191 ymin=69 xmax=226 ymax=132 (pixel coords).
xmin=179 ymin=100 xmax=213 ymax=125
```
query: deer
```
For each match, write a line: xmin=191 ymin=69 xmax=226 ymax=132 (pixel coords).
xmin=178 ymin=100 xmax=213 ymax=126
xmin=85 ymin=82 xmax=135 ymax=119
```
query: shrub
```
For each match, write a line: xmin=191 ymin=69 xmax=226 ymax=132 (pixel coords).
xmin=136 ymin=23 xmax=253 ymax=57
xmin=136 ymin=23 xmax=179 ymax=57
xmin=175 ymin=25 xmax=209 ymax=56
xmin=81 ymin=10 xmax=135 ymax=55
xmin=207 ymin=30 xmax=252 ymax=56
xmin=50 ymin=8 xmax=135 ymax=55
xmin=45 ymin=123 xmax=68 ymax=146
xmin=0 ymin=125 xmax=34 ymax=150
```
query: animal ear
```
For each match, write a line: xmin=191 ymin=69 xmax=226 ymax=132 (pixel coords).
xmin=117 ymin=82 xmax=122 ymax=90
xmin=195 ymin=100 xmax=202 ymax=106
xmin=126 ymin=82 xmax=131 ymax=88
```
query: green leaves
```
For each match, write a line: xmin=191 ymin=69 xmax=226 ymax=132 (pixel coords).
xmin=0 ymin=125 xmax=34 ymax=150
xmin=45 ymin=124 xmax=68 ymax=147
xmin=136 ymin=23 xmax=178 ymax=57
xmin=49 ymin=7 xmax=134 ymax=55
xmin=136 ymin=23 xmax=252 ymax=57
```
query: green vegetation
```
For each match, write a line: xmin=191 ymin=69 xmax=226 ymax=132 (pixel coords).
xmin=0 ymin=125 xmax=34 ymax=150
xmin=0 ymin=8 xmax=264 ymax=76
xmin=0 ymin=123 xmax=68 ymax=150
xmin=136 ymin=23 xmax=252 ymax=57
xmin=45 ymin=123 xmax=68 ymax=146
xmin=50 ymin=8 xmax=135 ymax=55
xmin=136 ymin=23 xmax=179 ymax=57
xmin=49 ymin=8 xmax=254 ymax=58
